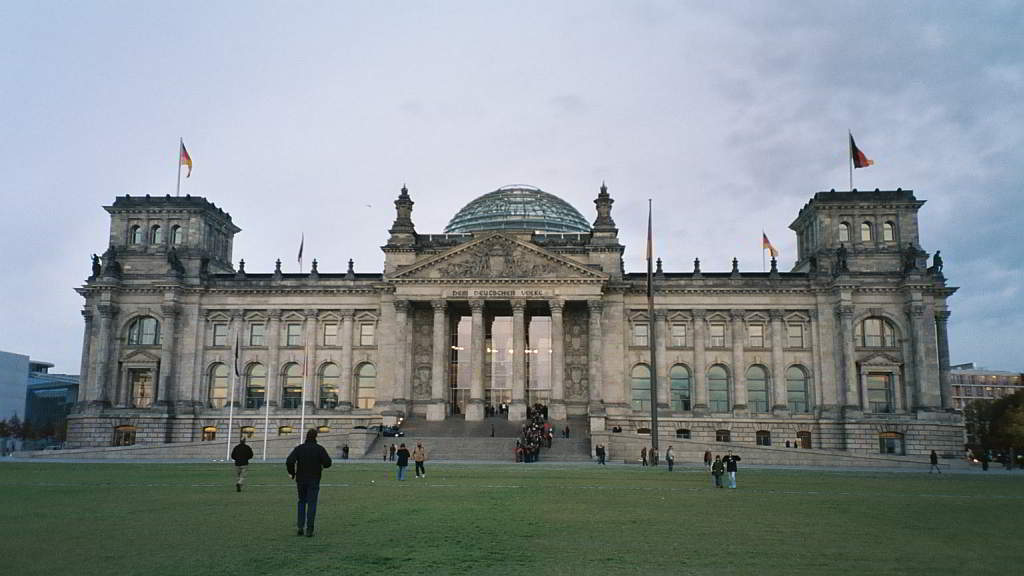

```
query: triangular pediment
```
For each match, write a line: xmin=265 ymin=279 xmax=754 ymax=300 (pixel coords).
xmin=859 ymin=352 xmax=902 ymax=367
xmin=122 ymin=349 xmax=161 ymax=363
xmin=391 ymin=232 xmax=607 ymax=282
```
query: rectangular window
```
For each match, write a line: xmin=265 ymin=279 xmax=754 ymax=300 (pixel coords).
xmin=249 ymin=323 xmax=265 ymax=346
xmin=671 ymin=323 xmax=687 ymax=347
xmin=709 ymin=323 xmax=726 ymax=347
xmin=212 ymin=323 xmax=228 ymax=347
xmin=867 ymin=373 xmax=893 ymax=413
xmin=323 ymin=322 xmax=338 ymax=346
xmin=633 ymin=323 xmax=649 ymax=347
xmin=285 ymin=323 xmax=302 ymax=347
xmin=787 ymin=323 xmax=804 ymax=348
xmin=748 ymin=325 xmax=764 ymax=348
xmin=359 ymin=323 xmax=375 ymax=346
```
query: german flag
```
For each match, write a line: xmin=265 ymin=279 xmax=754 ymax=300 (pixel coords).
xmin=180 ymin=140 xmax=193 ymax=177
xmin=850 ymin=133 xmax=874 ymax=168
xmin=762 ymin=232 xmax=779 ymax=258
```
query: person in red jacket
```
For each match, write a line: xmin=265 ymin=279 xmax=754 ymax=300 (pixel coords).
xmin=286 ymin=429 xmax=332 ymax=537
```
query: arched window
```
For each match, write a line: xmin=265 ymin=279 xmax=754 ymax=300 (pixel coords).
xmin=856 ymin=317 xmax=897 ymax=348
xmin=240 ymin=426 xmax=255 ymax=439
xmin=883 ymin=221 xmax=896 ymax=242
xmin=708 ymin=365 xmax=730 ymax=412
xmin=356 ymin=363 xmax=377 ymax=409
xmin=150 ymin=225 xmax=163 ymax=245
xmin=245 ymin=364 xmax=266 ymax=409
xmin=860 ymin=221 xmax=872 ymax=242
xmin=746 ymin=365 xmax=769 ymax=413
xmin=201 ymin=426 xmax=217 ymax=441
xmin=675 ymin=429 xmax=691 ymax=439
xmin=715 ymin=429 xmax=731 ymax=442
xmin=113 ymin=425 xmax=137 ymax=446
xmin=171 ymin=225 xmax=184 ymax=245
xmin=129 ymin=225 xmax=143 ymax=245
xmin=127 ymin=316 xmax=160 ymax=345
xmin=839 ymin=222 xmax=850 ymax=242
xmin=878 ymin=431 xmax=904 ymax=455
xmin=630 ymin=364 xmax=652 ymax=412
xmin=797 ymin=430 xmax=812 ymax=448
xmin=670 ymin=364 xmax=691 ymax=411
xmin=786 ymin=366 xmax=810 ymax=413
xmin=756 ymin=430 xmax=772 ymax=446
xmin=319 ymin=363 xmax=340 ymax=409
xmin=129 ymin=368 xmax=154 ymax=408
xmin=281 ymin=363 xmax=303 ymax=409
xmin=278 ymin=425 xmax=294 ymax=435
xmin=209 ymin=363 xmax=229 ymax=408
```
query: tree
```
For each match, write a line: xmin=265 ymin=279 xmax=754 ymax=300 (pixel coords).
xmin=0 ymin=418 xmax=9 ymax=438
xmin=7 ymin=415 xmax=22 ymax=440
xmin=965 ymin=391 xmax=1024 ymax=451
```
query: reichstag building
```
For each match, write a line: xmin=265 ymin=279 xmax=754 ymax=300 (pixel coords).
xmin=68 ymin=184 xmax=963 ymax=456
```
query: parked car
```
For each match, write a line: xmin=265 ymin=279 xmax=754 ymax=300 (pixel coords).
xmin=370 ymin=425 xmax=405 ymax=437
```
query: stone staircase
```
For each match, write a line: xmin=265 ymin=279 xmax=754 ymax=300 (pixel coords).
xmin=360 ymin=416 xmax=593 ymax=462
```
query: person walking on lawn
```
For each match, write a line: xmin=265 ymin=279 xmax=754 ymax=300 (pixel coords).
xmin=930 ymin=450 xmax=942 ymax=474
xmin=413 ymin=442 xmax=427 ymax=478
xmin=231 ymin=437 xmax=254 ymax=492
xmin=723 ymin=450 xmax=742 ymax=489
xmin=396 ymin=443 xmax=411 ymax=481
xmin=285 ymin=429 xmax=332 ymax=537
xmin=711 ymin=455 xmax=725 ymax=488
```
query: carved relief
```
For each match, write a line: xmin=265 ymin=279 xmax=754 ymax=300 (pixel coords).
xmin=397 ymin=234 xmax=603 ymax=280
xmin=412 ymin=307 xmax=433 ymax=400
xmin=564 ymin=306 xmax=589 ymax=401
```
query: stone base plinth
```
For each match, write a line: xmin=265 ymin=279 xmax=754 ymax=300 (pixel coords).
xmin=426 ymin=402 xmax=448 ymax=421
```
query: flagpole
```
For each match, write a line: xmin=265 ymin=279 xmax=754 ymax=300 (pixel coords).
xmin=762 ymin=230 xmax=766 ymax=272
xmin=262 ymin=384 xmax=271 ymax=460
xmin=646 ymin=199 xmax=659 ymax=463
xmin=300 ymin=347 xmax=308 ymax=436
xmin=225 ymin=333 xmax=237 ymax=460
xmin=176 ymin=138 xmax=182 ymax=197
xmin=848 ymin=130 xmax=854 ymax=191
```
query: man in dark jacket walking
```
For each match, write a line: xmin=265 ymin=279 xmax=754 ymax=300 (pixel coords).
xmin=929 ymin=450 xmax=942 ymax=474
xmin=723 ymin=451 xmax=741 ymax=488
xmin=231 ymin=437 xmax=254 ymax=492
xmin=286 ymin=429 xmax=333 ymax=537
xmin=395 ymin=443 xmax=411 ymax=481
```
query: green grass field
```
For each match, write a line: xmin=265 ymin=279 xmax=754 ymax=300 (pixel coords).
xmin=1 ymin=461 xmax=1021 ymax=575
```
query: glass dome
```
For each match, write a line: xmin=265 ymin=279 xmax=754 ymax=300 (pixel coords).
xmin=444 ymin=185 xmax=591 ymax=234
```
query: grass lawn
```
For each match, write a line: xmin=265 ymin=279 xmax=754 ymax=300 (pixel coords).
xmin=1 ymin=461 xmax=1021 ymax=575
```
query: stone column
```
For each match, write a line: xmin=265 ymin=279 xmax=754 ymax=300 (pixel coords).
xmin=466 ymin=299 xmax=485 ymax=421
xmin=509 ymin=300 xmax=528 ymax=421
xmin=427 ymin=300 xmax=448 ymax=421
xmin=303 ymin=309 xmax=319 ymax=410
xmin=392 ymin=300 xmax=410 ymax=414
xmin=77 ymin=309 xmax=93 ymax=405
xmin=549 ymin=299 xmax=567 ymax=420
xmin=837 ymin=304 xmax=859 ymax=412
xmin=692 ymin=309 xmax=708 ymax=415
xmin=339 ymin=309 xmax=354 ymax=411
xmin=807 ymin=310 xmax=820 ymax=411
xmin=587 ymin=300 xmax=604 ymax=410
xmin=908 ymin=303 xmax=940 ymax=409
xmin=157 ymin=300 xmax=180 ymax=406
xmin=266 ymin=309 xmax=281 ymax=408
xmin=91 ymin=303 xmax=117 ymax=407
xmin=935 ymin=311 xmax=952 ymax=410
xmin=730 ymin=309 xmax=747 ymax=413
xmin=654 ymin=309 xmax=670 ymax=410
xmin=770 ymin=309 xmax=788 ymax=414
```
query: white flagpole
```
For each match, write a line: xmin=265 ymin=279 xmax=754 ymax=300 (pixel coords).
xmin=176 ymin=138 xmax=182 ymax=198
xmin=225 ymin=332 xmax=238 ymax=460
xmin=261 ymin=385 xmax=271 ymax=460
xmin=848 ymin=130 xmax=854 ymax=191
xmin=300 ymin=347 xmax=308 ymax=436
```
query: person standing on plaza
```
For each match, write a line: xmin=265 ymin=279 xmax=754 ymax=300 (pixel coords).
xmin=711 ymin=455 xmax=725 ymax=488
xmin=285 ymin=429 xmax=332 ymax=537
xmin=413 ymin=442 xmax=427 ymax=478
xmin=641 ymin=446 xmax=648 ymax=467
xmin=231 ymin=437 xmax=254 ymax=492
xmin=595 ymin=444 xmax=606 ymax=465
xmin=389 ymin=443 xmax=396 ymax=462
xmin=703 ymin=450 xmax=712 ymax=470
xmin=723 ymin=451 xmax=741 ymax=488
xmin=395 ymin=443 xmax=411 ymax=481
xmin=930 ymin=450 xmax=942 ymax=474
xmin=665 ymin=446 xmax=675 ymax=472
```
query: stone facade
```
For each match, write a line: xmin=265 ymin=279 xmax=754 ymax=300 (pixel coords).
xmin=68 ymin=187 xmax=963 ymax=458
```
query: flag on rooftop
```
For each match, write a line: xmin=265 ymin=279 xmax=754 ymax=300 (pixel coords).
xmin=179 ymin=140 xmax=192 ymax=177
xmin=850 ymin=133 xmax=874 ymax=169
xmin=762 ymin=232 xmax=779 ymax=258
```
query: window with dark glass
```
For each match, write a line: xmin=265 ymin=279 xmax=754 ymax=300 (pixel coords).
xmin=320 ymin=363 xmax=340 ymax=409
xmin=786 ymin=366 xmax=810 ymax=413
xmin=715 ymin=429 xmax=731 ymax=442
xmin=676 ymin=429 xmax=691 ymax=439
xmin=150 ymin=225 xmax=163 ymax=244
xmin=201 ymin=426 xmax=217 ymax=441
xmin=867 ymin=373 xmax=893 ymax=413
xmin=857 ymin=317 xmax=896 ymax=348
xmin=129 ymin=225 xmax=143 ymax=245
xmin=878 ymin=432 xmax=904 ymax=455
xmin=245 ymin=364 xmax=266 ymax=409
xmin=746 ymin=366 xmax=769 ymax=413
xmin=709 ymin=323 xmax=726 ymax=348
xmin=797 ymin=431 xmax=812 ymax=448
xmin=708 ymin=365 xmax=730 ymax=412
xmin=127 ymin=317 xmax=160 ymax=345
xmin=113 ymin=425 xmax=137 ymax=446
xmin=356 ymin=363 xmax=376 ymax=408
xmin=670 ymin=365 xmax=691 ymax=411
xmin=171 ymin=225 xmax=183 ymax=245
xmin=281 ymin=363 xmax=303 ymax=409
xmin=209 ymin=363 xmax=228 ymax=408
xmin=756 ymin=430 xmax=771 ymax=446
xmin=630 ymin=364 xmax=651 ymax=412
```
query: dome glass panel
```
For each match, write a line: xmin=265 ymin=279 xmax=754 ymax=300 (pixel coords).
xmin=444 ymin=185 xmax=591 ymax=234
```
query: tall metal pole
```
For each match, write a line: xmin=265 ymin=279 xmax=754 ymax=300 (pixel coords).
xmin=646 ymin=199 xmax=659 ymax=462
xmin=225 ymin=332 xmax=238 ymax=460
xmin=176 ymin=138 xmax=182 ymax=197
xmin=848 ymin=130 xmax=853 ymax=192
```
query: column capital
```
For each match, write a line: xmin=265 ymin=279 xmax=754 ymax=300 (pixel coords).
xmin=935 ymin=310 xmax=951 ymax=322
xmin=81 ymin=308 xmax=94 ymax=321
xmin=653 ymin=308 xmax=667 ymax=319
xmin=267 ymin=308 xmax=282 ymax=320
xmin=97 ymin=303 xmax=119 ymax=318
xmin=230 ymin=309 xmax=245 ymax=320
xmin=769 ymin=309 xmax=786 ymax=321
xmin=469 ymin=299 xmax=484 ymax=312
xmin=393 ymin=299 xmax=410 ymax=313
xmin=511 ymin=299 xmax=527 ymax=313
xmin=431 ymin=300 xmax=447 ymax=312
xmin=836 ymin=304 xmax=855 ymax=318
xmin=905 ymin=303 xmax=925 ymax=318
xmin=808 ymin=308 xmax=818 ymax=320
xmin=548 ymin=299 xmax=564 ymax=314
xmin=161 ymin=302 xmax=180 ymax=317
xmin=691 ymin=308 xmax=706 ymax=320
xmin=340 ymin=308 xmax=355 ymax=319
xmin=587 ymin=299 xmax=603 ymax=312
xmin=303 ymin=308 xmax=319 ymax=319
xmin=730 ymin=309 xmax=746 ymax=321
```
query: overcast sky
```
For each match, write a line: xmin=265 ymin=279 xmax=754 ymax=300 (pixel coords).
xmin=1 ymin=1 xmax=1021 ymax=373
